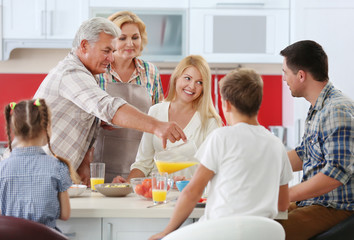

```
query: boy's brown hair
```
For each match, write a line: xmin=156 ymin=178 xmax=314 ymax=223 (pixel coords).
xmin=219 ymin=68 xmax=263 ymax=117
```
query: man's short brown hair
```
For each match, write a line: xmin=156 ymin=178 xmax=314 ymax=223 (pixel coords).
xmin=219 ymin=68 xmax=263 ymax=117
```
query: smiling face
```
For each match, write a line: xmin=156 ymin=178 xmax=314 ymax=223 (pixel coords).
xmin=175 ymin=66 xmax=203 ymax=104
xmin=80 ymin=32 xmax=117 ymax=75
xmin=115 ymin=23 xmax=142 ymax=60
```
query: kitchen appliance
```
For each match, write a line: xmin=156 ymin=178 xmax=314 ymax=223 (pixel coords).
xmin=269 ymin=126 xmax=287 ymax=146
xmin=90 ymin=7 xmax=187 ymax=62
xmin=189 ymin=0 xmax=290 ymax=63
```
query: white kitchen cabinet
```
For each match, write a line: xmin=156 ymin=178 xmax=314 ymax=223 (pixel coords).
xmin=284 ymin=0 xmax=354 ymax=150
xmin=290 ymin=0 xmax=354 ymax=99
xmin=57 ymin=218 xmax=102 ymax=240
xmin=189 ymin=0 xmax=290 ymax=63
xmin=89 ymin=0 xmax=189 ymax=9
xmin=3 ymin=0 xmax=88 ymax=39
xmin=3 ymin=0 xmax=45 ymax=39
xmin=2 ymin=0 xmax=89 ymax=59
xmin=0 ymin=0 xmax=3 ymax=61
xmin=102 ymin=218 xmax=194 ymax=240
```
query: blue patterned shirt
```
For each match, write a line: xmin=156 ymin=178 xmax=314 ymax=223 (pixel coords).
xmin=0 ymin=146 xmax=72 ymax=229
xmin=296 ymin=82 xmax=354 ymax=210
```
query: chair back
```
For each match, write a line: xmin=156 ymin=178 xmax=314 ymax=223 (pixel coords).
xmin=163 ymin=215 xmax=285 ymax=240
xmin=310 ymin=214 xmax=354 ymax=240
xmin=0 ymin=215 xmax=68 ymax=240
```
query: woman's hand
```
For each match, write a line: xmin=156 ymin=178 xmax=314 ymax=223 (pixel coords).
xmin=173 ymin=175 xmax=186 ymax=188
xmin=112 ymin=176 xmax=127 ymax=183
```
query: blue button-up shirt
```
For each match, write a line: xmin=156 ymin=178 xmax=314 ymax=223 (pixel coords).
xmin=296 ymin=82 xmax=354 ymax=210
xmin=0 ymin=146 xmax=72 ymax=228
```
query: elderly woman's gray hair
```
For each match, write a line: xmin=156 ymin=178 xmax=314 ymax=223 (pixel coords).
xmin=72 ymin=17 xmax=121 ymax=51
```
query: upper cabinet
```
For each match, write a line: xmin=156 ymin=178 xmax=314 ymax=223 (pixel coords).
xmin=89 ymin=0 xmax=189 ymax=62
xmin=3 ymin=0 xmax=46 ymax=39
xmin=89 ymin=0 xmax=189 ymax=9
xmin=189 ymin=0 xmax=290 ymax=63
xmin=1 ymin=0 xmax=292 ymax=63
xmin=284 ymin=0 xmax=354 ymax=148
xmin=2 ymin=0 xmax=89 ymax=60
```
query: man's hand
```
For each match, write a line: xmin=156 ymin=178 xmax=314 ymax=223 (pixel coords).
xmin=153 ymin=121 xmax=187 ymax=148
xmin=77 ymin=147 xmax=94 ymax=186
xmin=112 ymin=104 xmax=187 ymax=149
xmin=112 ymin=176 xmax=127 ymax=183
xmin=77 ymin=163 xmax=90 ymax=186
xmin=100 ymin=120 xmax=115 ymax=131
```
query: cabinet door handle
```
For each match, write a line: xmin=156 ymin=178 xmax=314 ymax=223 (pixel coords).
xmin=107 ymin=222 xmax=113 ymax=240
xmin=41 ymin=10 xmax=46 ymax=36
xmin=48 ymin=10 xmax=53 ymax=36
xmin=216 ymin=2 xmax=265 ymax=7
xmin=214 ymin=73 xmax=219 ymax=114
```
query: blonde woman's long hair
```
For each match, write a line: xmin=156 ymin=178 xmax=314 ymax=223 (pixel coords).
xmin=165 ymin=55 xmax=223 ymax=133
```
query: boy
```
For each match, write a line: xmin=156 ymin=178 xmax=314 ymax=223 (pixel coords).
xmin=149 ymin=68 xmax=293 ymax=240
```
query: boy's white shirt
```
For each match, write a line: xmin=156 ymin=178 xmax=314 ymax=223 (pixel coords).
xmin=196 ymin=122 xmax=293 ymax=221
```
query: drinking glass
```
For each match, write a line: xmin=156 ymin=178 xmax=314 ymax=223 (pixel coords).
xmin=90 ymin=162 xmax=105 ymax=191
xmin=152 ymin=172 xmax=168 ymax=205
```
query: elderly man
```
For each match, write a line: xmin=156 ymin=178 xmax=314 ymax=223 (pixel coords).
xmin=278 ymin=40 xmax=353 ymax=240
xmin=32 ymin=17 xmax=186 ymax=185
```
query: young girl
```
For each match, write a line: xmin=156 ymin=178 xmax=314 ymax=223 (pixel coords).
xmin=0 ymin=99 xmax=80 ymax=231
xmin=112 ymin=55 xmax=223 ymax=183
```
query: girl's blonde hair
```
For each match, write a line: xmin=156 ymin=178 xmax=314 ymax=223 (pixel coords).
xmin=108 ymin=11 xmax=148 ymax=54
xmin=5 ymin=99 xmax=80 ymax=184
xmin=165 ymin=55 xmax=223 ymax=132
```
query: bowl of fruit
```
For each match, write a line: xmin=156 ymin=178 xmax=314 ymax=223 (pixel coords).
xmin=130 ymin=177 xmax=173 ymax=200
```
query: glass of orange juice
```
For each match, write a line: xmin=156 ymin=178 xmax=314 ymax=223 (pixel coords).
xmin=152 ymin=172 xmax=168 ymax=205
xmin=90 ymin=162 xmax=105 ymax=191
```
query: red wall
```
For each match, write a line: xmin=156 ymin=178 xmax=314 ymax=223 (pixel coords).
xmin=161 ymin=74 xmax=282 ymax=128
xmin=0 ymin=74 xmax=46 ymax=143
xmin=0 ymin=73 xmax=282 ymax=142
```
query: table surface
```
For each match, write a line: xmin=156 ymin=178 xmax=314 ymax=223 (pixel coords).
xmin=69 ymin=189 xmax=287 ymax=220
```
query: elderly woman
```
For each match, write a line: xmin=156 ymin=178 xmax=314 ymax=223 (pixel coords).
xmin=94 ymin=11 xmax=164 ymax=182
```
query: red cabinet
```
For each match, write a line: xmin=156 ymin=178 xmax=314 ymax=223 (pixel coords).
xmin=0 ymin=74 xmax=45 ymax=143
xmin=161 ymin=74 xmax=282 ymax=128
xmin=0 ymin=73 xmax=282 ymax=142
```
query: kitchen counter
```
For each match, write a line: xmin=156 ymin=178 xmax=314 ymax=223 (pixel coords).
xmin=69 ymin=189 xmax=287 ymax=220
xmin=59 ymin=189 xmax=287 ymax=239
xmin=69 ymin=189 xmax=203 ymax=219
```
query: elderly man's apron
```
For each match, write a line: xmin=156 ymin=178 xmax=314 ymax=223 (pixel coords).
xmin=94 ymin=82 xmax=151 ymax=182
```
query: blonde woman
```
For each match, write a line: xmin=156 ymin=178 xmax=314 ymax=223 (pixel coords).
xmin=113 ymin=55 xmax=223 ymax=183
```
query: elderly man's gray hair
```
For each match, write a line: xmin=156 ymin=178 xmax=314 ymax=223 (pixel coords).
xmin=72 ymin=17 xmax=120 ymax=51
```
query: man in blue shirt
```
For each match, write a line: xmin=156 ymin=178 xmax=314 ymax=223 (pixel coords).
xmin=279 ymin=40 xmax=353 ymax=240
